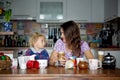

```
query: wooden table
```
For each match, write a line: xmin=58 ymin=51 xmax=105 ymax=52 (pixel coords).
xmin=0 ymin=66 xmax=120 ymax=80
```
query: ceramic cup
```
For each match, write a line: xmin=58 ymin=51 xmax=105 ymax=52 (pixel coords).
xmin=37 ymin=60 xmax=48 ymax=69
xmin=98 ymin=51 xmax=104 ymax=61
xmin=18 ymin=56 xmax=29 ymax=69
xmin=98 ymin=51 xmax=104 ymax=68
xmin=88 ymin=59 xmax=100 ymax=70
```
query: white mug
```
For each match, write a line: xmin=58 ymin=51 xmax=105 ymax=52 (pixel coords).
xmin=18 ymin=56 xmax=29 ymax=69
xmin=88 ymin=59 xmax=100 ymax=70
xmin=37 ymin=60 xmax=48 ymax=69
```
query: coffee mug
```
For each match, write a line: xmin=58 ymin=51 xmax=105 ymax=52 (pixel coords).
xmin=37 ymin=60 xmax=48 ymax=69
xmin=18 ymin=56 xmax=30 ymax=69
xmin=88 ymin=59 xmax=100 ymax=70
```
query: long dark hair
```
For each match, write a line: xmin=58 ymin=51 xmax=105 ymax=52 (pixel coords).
xmin=60 ymin=21 xmax=81 ymax=57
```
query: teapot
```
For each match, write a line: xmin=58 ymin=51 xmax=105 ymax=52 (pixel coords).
xmin=102 ymin=53 xmax=116 ymax=69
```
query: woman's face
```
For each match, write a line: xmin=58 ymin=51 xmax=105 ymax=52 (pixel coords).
xmin=60 ymin=28 xmax=66 ymax=43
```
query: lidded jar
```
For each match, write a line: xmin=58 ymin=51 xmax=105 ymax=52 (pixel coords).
xmin=102 ymin=53 xmax=116 ymax=69
xmin=78 ymin=61 xmax=88 ymax=70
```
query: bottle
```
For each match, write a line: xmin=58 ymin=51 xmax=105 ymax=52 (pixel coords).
xmin=17 ymin=36 xmax=21 ymax=47
xmin=22 ymin=39 xmax=26 ymax=47
xmin=106 ymin=24 xmax=114 ymax=47
xmin=1 ymin=36 xmax=5 ymax=47
xmin=0 ymin=37 xmax=2 ymax=46
xmin=11 ymin=36 xmax=15 ymax=47
xmin=18 ymin=51 xmax=23 ymax=57
xmin=4 ymin=35 xmax=8 ymax=47
xmin=7 ymin=35 xmax=12 ymax=47
xmin=14 ymin=36 xmax=17 ymax=47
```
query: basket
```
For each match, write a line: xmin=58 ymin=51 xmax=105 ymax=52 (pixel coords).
xmin=0 ymin=60 xmax=12 ymax=70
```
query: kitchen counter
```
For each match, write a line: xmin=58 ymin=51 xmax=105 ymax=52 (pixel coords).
xmin=1 ymin=47 xmax=120 ymax=51
xmin=0 ymin=66 xmax=120 ymax=80
xmin=91 ymin=48 xmax=120 ymax=51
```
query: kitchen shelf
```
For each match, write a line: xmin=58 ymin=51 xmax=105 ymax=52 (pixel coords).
xmin=0 ymin=32 xmax=14 ymax=35
xmin=0 ymin=47 xmax=29 ymax=50
xmin=0 ymin=51 xmax=14 ymax=54
xmin=0 ymin=47 xmax=52 ymax=51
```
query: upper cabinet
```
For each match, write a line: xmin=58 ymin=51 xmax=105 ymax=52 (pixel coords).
xmin=36 ymin=0 xmax=66 ymax=23
xmin=91 ymin=0 xmax=104 ymax=23
xmin=66 ymin=0 xmax=91 ymax=23
xmin=9 ymin=0 xmax=104 ymax=23
xmin=104 ymin=0 xmax=118 ymax=21
xmin=10 ymin=0 xmax=37 ymax=20
xmin=118 ymin=0 xmax=120 ymax=17
xmin=66 ymin=0 xmax=104 ymax=23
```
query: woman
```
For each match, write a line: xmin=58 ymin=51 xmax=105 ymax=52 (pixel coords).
xmin=49 ymin=21 xmax=94 ymax=66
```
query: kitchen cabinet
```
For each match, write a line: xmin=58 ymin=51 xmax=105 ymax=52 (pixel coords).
xmin=10 ymin=0 xmax=37 ymax=20
xmin=9 ymin=0 xmax=105 ymax=23
xmin=66 ymin=0 xmax=91 ymax=23
xmin=66 ymin=0 xmax=104 ymax=23
xmin=104 ymin=0 xmax=118 ymax=22
xmin=91 ymin=0 xmax=104 ymax=23
xmin=36 ymin=0 xmax=66 ymax=23
xmin=118 ymin=0 xmax=120 ymax=17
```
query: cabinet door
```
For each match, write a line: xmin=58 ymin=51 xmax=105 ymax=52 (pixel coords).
xmin=36 ymin=0 xmax=66 ymax=23
xmin=104 ymin=0 xmax=118 ymax=21
xmin=10 ymin=0 xmax=37 ymax=20
xmin=66 ymin=0 xmax=91 ymax=22
xmin=91 ymin=0 xmax=104 ymax=23
xmin=118 ymin=0 xmax=120 ymax=17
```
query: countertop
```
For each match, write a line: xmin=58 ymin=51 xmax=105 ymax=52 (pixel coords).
xmin=1 ymin=47 xmax=120 ymax=51
xmin=91 ymin=47 xmax=120 ymax=51
xmin=0 ymin=66 xmax=120 ymax=80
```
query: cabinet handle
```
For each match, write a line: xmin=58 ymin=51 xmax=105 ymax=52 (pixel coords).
xmin=12 ymin=15 xmax=34 ymax=20
xmin=72 ymin=20 xmax=88 ymax=23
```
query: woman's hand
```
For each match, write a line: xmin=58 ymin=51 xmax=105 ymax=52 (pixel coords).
xmin=49 ymin=50 xmax=59 ymax=65
xmin=58 ymin=56 xmax=67 ymax=66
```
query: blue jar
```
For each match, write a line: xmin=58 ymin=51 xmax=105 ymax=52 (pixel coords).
xmin=3 ymin=22 xmax=12 ymax=32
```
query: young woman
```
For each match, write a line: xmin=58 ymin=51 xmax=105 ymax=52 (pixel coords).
xmin=49 ymin=21 xmax=94 ymax=66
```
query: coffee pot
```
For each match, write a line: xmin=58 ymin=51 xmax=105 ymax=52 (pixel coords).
xmin=102 ymin=53 xmax=116 ymax=69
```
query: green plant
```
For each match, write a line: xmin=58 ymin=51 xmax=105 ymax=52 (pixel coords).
xmin=4 ymin=9 xmax=12 ymax=22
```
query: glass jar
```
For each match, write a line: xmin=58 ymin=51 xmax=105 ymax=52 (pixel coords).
xmin=78 ymin=61 xmax=88 ymax=70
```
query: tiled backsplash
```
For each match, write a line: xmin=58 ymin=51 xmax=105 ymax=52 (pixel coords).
xmin=9 ymin=20 xmax=103 ymax=47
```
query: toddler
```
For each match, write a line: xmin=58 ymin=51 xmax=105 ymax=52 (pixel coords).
xmin=25 ymin=32 xmax=49 ymax=60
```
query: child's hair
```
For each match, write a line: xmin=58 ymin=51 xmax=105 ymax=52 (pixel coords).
xmin=29 ymin=32 xmax=45 ymax=47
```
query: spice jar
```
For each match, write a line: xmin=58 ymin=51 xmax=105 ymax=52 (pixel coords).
xmin=78 ymin=61 xmax=88 ymax=70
